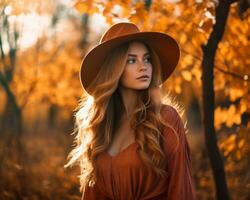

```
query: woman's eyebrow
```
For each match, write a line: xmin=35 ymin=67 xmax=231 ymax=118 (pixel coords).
xmin=127 ymin=52 xmax=150 ymax=57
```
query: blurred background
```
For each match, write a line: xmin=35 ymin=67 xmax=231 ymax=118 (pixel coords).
xmin=0 ymin=0 xmax=249 ymax=199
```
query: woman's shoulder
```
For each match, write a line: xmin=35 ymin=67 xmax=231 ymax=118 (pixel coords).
xmin=160 ymin=103 xmax=183 ymax=126
xmin=160 ymin=103 xmax=187 ymax=156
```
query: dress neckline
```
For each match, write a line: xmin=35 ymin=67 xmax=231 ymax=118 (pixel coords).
xmin=105 ymin=141 xmax=137 ymax=158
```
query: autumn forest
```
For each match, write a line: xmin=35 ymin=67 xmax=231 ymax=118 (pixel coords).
xmin=0 ymin=0 xmax=249 ymax=200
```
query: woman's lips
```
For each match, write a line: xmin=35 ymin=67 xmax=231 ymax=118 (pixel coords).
xmin=136 ymin=75 xmax=149 ymax=79
xmin=137 ymin=76 xmax=149 ymax=81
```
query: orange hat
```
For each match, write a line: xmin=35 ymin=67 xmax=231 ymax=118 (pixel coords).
xmin=80 ymin=22 xmax=180 ymax=92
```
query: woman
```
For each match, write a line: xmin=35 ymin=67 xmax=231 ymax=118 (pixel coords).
xmin=65 ymin=22 xmax=196 ymax=200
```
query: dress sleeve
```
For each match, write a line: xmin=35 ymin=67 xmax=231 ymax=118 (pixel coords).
xmin=161 ymin=105 xmax=196 ymax=200
xmin=82 ymin=183 xmax=109 ymax=200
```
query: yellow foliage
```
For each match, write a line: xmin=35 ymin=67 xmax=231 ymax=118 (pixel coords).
xmin=182 ymin=55 xmax=193 ymax=67
xmin=219 ymin=125 xmax=249 ymax=164
xmin=219 ymin=134 xmax=236 ymax=156
xmin=174 ymin=84 xmax=181 ymax=94
xmin=215 ymin=105 xmax=243 ymax=129
xmin=74 ymin=1 xmax=90 ymax=14
xmin=191 ymin=66 xmax=202 ymax=81
xmin=181 ymin=70 xmax=192 ymax=81
xmin=240 ymin=98 xmax=249 ymax=113
xmin=229 ymin=88 xmax=244 ymax=102
xmin=236 ymin=151 xmax=242 ymax=160
xmin=74 ymin=0 xmax=100 ymax=15
xmin=238 ymin=139 xmax=245 ymax=149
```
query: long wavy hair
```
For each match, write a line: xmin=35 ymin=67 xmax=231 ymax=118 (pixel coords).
xmin=65 ymin=40 xmax=182 ymax=193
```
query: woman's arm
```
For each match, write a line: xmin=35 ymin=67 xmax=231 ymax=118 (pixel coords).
xmin=162 ymin=105 xmax=197 ymax=200
xmin=82 ymin=183 xmax=109 ymax=200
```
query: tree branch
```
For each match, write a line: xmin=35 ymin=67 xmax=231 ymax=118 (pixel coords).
xmin=181 ymin=49 xmax=249 ymax=83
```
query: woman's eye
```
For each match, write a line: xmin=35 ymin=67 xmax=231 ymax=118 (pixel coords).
xmin=126 ymin=57 xmax=151 ymax=64
xmin=145 ymin=57 xmax=151 ymax=63
xmin=127 ymin=58 xmax=136 ymax=64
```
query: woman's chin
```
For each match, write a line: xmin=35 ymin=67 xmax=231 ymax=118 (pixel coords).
xmin=121 ymin=83 xmax=150 ymax=91
xmin=134 ymin=84 xmax=150 ymax=90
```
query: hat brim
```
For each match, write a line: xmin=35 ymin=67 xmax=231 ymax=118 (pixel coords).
xmin=80 ymin=31 xmax=180 ymax=91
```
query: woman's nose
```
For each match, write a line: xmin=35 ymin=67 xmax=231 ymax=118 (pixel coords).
xmin=138 ymin=60 xmax=147 ymax=71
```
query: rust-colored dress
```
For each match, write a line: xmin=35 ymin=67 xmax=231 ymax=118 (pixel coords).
xmin=82 ymin=104 xmax=196 ymax=200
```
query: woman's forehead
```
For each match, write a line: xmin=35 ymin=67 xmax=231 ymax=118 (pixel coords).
xmin=127 ymin=41 xmax=149 ymax=55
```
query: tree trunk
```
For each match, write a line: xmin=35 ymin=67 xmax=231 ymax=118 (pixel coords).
xmin=0 ymin=86 xmax=22 ymax=135
xmin=201 ymin=0 xmax=234 ymax=199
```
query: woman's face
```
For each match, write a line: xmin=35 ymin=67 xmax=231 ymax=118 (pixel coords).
xmin=119 ymin=41 xmax=152 ymax=90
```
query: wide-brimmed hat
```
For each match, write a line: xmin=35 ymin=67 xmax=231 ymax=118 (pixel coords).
xmin=80 ymin=22 xmax=180 ymax=93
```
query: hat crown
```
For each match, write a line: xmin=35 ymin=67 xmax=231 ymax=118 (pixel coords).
xmin=100 ymin=22 xmax=140 ymax=44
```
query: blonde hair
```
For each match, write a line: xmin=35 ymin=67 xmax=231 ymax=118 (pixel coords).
xmin=64 ymin=41 xmax=181 ymax=193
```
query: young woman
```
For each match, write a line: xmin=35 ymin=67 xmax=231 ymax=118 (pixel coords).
xmin=65 ymin=22 xmax=196 ymax=200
